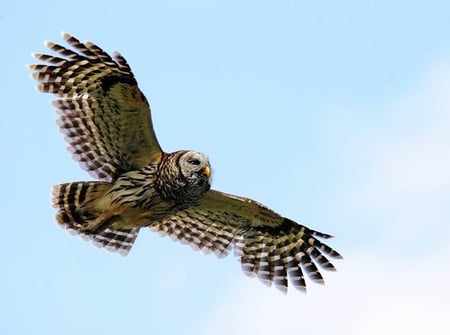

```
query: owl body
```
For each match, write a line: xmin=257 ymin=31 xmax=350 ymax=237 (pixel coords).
xmin=57 ymin=150 xmax=211 ymax=234
xmin=30 ymin=33 xmax=342 ymax=292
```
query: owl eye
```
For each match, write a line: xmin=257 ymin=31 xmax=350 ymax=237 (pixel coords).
xmin=188 ymin=158 xmax=201 ymax=166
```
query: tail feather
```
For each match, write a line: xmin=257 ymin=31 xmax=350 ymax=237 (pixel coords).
xmin=52 ymin=181 xmax=108 ymax=228
xmin=52 ymin=182 xmax=139 ymax=255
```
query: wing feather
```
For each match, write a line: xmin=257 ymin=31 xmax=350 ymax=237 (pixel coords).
xmin=29 ymin=32 xmax=162 ymax=181
xmin=150 ymin=189 xmax=342 ymax=292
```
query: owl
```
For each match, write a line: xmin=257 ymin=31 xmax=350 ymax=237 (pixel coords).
xmin=29 ymin=33 xmax=342 ymax=293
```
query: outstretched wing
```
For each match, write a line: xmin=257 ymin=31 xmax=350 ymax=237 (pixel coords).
xmin=150 ymin=190 xmax=342 ymax=293
xmin=29 ymin=33 xmax=162 ymax=182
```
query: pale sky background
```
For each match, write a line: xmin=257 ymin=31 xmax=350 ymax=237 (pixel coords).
xmin=1 ymin=1 xmax=450 ymax=334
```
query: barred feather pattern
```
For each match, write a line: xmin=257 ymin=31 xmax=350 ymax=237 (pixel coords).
xmin=29 ymin=32 xmax=162 ymax=182
xmin=52 ymin=182 xmax=139 ymax=256
xmin=236 ymin=219 xmax=340 ymax=292
xmin=151 ymin=206 xmax=342 ymax=293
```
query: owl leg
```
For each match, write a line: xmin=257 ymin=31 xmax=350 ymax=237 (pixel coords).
xmin=79 ymin=214 xmax=120 ymax=234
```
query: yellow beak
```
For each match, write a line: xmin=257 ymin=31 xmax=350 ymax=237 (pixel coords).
xmin=200 ymin=165 xmax=211 ymax=178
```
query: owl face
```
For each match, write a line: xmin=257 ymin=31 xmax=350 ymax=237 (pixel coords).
xmin=179 ymin=151 xmax=212 ymax=190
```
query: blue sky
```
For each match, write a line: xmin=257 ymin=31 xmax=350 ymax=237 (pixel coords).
xmin=1 ymin=1 xmax=450 ymax=334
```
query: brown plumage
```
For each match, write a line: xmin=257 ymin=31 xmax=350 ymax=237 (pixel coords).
xmin=29 ymin=33 xmax=342 ymax=292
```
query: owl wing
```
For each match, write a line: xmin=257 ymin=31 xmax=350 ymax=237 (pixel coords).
xmin=150 ymin=190 xmax=342 ymax=292
xmin=29 ymin=33 xmax=162 ymax=181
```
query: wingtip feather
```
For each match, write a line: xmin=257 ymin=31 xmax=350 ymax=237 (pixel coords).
xmin=61 ymin=31 xmax=71 ymax=40
xmin=44 ymin=40 xmax=54 ymax=48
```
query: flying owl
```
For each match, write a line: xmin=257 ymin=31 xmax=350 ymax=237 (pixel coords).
xmin=29 ymin=33 xmax=342 ymax=292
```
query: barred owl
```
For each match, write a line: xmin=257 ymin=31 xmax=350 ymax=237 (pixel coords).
xmin=29 ymin=33 xmax=342 ymax=292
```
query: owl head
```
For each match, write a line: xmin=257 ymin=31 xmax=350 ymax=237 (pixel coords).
xmin=176 ymin=151 xmax=212 ymax=197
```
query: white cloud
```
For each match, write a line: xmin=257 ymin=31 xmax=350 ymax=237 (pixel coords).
xmin=361 ymin=61 xmax=450 ymax=204
xmin=197 ymin=246 xmax=450 ymax=335
xmin=375 ymin=132 xmax=450 ymax=199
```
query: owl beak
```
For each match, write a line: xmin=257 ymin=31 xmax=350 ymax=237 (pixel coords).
xmin=200 ymin=165 xmax=211 ymax=178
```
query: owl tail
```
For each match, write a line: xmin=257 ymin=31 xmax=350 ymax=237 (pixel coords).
xmin=51 ymin=182 xmax=139 ymax=256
